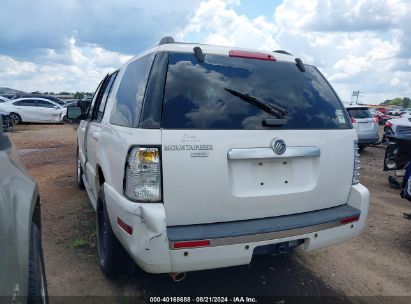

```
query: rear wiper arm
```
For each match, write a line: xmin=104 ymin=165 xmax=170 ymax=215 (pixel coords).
xmin=224 ymin=88 xmax=287 ymax=119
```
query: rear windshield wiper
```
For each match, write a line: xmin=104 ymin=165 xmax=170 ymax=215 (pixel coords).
xmin=224 ymin=88 xmax=287 ymax=120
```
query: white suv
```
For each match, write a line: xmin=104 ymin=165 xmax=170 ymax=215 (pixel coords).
xmin=68 ymin=37 xmax=369 ymax=279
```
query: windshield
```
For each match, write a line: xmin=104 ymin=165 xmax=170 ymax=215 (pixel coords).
xmin=161 ymin=53 xmax=350 ymax=129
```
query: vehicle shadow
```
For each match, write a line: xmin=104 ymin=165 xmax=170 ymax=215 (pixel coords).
xmin=123 ymin=254 xmax=347 ymax=301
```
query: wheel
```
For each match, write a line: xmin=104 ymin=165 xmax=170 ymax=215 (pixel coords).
xmin=10 ymin=113 xmax=21 ymax=125
xmin=388 ymin=176 xmax=401 ymax=189
xmin=28 ymin=222 xmax=48 ymax=304
xmin=97 ymin=185 xmax=136 ymax=278
xmin=76 ymin=149 xmax=85 ymax=190
xmin=359 ymin=145 xmax=366 ymax=151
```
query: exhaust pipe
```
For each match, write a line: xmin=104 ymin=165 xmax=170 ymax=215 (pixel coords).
xmin=169 ymin=272 xmax=186 ymax=282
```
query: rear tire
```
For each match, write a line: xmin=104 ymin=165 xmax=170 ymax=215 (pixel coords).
xmin=10 ymin=113 xmax=21 ymax=125
xmin=359 ymin=145 xmax=366 ymax=151
xmin=28 ymin=222 xmax=48 ymax=304
xmin=76 ymin=149 xmax=85 ymax=190
xmin=97 ymin=185 xmax=136 ymax=278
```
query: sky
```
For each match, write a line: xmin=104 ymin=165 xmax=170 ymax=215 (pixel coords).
xmin=0 ymin=0 xmax=410 ymax=104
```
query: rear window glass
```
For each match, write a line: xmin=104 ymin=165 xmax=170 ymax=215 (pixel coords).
xmin=110 ymin=53 xmax=155 ymax=127
xmin=347 ymin=108 xmax=372 ymax=119
xmin=161 ymin=53 xmax=350 ymax=130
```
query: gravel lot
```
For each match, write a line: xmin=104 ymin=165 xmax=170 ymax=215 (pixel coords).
xmin=8 ymin=124 xmax=411 ymax=303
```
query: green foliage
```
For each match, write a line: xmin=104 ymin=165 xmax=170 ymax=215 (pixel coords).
xmin=380 ymin=97 xmax=411 ymax=107
xmin=74 ymin=92 xmax=86 ymax=100
xmin=403 ymin=97 xmax=410 ymax=108
xmin=73 ymin=237 xmax=87 ymax=249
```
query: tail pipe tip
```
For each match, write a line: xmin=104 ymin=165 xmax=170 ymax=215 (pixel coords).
xmin=169 ymin=272 xmax=187 ymax=282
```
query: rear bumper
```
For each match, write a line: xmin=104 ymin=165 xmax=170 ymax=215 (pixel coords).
xmin=104 ymin=183 xmax=369 ymax=273
xmin=358 ymin=135 xmax=379 ymax=145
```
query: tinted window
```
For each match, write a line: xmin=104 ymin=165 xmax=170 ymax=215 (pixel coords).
xmin=162 ymin=53 xmax=350 ymax=129
xmin=13 ymin=99 xmax=36 ymax=106
xmin=36 ymin=100 xmax=56 ymax=108
xmin=347 ymin=108 xmax=372 ymax=119
xmin=96 ymin=72 xmax=118 ymax=122
xmin=110 ymin=53 xmax=155 ymax=127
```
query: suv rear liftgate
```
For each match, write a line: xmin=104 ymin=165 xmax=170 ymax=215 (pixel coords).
xmin=159 ymin=51 xmax=356 ymax=227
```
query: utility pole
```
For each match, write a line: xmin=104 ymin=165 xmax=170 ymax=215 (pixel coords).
xmin=351 ymin=90 xmax=364 ymax=104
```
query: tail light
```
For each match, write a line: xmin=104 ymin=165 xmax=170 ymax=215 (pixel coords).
xmin=372 ymin=117 xmax=378 ymax=123
xmin=351 ymin=118 xmax=357 ymax=124
xmin=124 ymin=147 xmax=162 ymax=202
xmin=385 ymin=121 xmax=393 ymax=127
xmin=352 ymin=141 xmax=360 ymax=184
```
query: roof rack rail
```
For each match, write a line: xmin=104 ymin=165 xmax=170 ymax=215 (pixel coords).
xmin=159 ymin=36 xmax=175 ymax=45
xmin=273 ymin=50 xmax=293 ymax=56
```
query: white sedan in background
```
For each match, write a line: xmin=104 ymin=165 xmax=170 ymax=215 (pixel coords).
xmin=0 ymin=97 xmax=67 ymax=124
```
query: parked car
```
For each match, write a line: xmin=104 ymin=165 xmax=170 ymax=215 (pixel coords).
xmin=369 ymin=108 xmax=392 ymax=125
xmin=376 ymin=107 xmax=387 ymax=114
xmin=62 ymin=99 xmax=79 ymax=107
xmin=0 ymin=97 xmax=67 ymax=124
xmin=0 ymin=116 xmax=48 ymax=301
xmin=68 ymin=37 xmax=369 ymax=280
xmin=0 ymin=96 xmax=10 ymax=103
xmin=0 ymin=109 xmax=13 ymax=131
xmin=345 ymin=105 xmax=379 ymax=150
xmin=388 ymin=108 xmax=404 ymax=116
xmin=399 ymin=109 xmax=411 ymax=117
xmin=11 ymin=94 xmax=66 ymax=106
xmin=384 ymin=115 xmax=411 ymax=139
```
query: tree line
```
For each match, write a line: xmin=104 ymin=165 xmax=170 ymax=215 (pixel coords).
xmin=30 ymin=91 xmax=93 ymax=100
xmin=380 ymin=97 xmax=410 ymax=108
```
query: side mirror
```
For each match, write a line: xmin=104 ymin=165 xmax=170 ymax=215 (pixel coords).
xmin=67 ymin=106 xmax=84 ymax=120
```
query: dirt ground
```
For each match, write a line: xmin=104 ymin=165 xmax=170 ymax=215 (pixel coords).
xmin=8 ymin=124 xmax=411 ymax=303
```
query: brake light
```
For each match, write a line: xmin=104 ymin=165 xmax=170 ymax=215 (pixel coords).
xmin=124 ymin=147 xmax=162 ymax=202
xmin=385 ymin=121 xmax=393 ymax=127
xmin=229 ymin=50 xmax=276 ymax=61
xmin=172 ymin=240 xmax=211 ymax=249
xmin=341 ymin=215 xmax=360 ymax=224
xmin=351 ymin=118 xmax=357 ymax=124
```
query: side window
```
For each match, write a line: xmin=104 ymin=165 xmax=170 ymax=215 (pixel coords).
xmin=36 ymin=100 xmax=56 ymax=108
xmin=96 ymin=71 xmax=118 ymax=122
xmin=110 ymin=53 xmax=155 ymax=127
xmin=13 ymin=99 xmax=36 ymax=106
xmin=87 ymin=79 xmax=106 ymax=120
